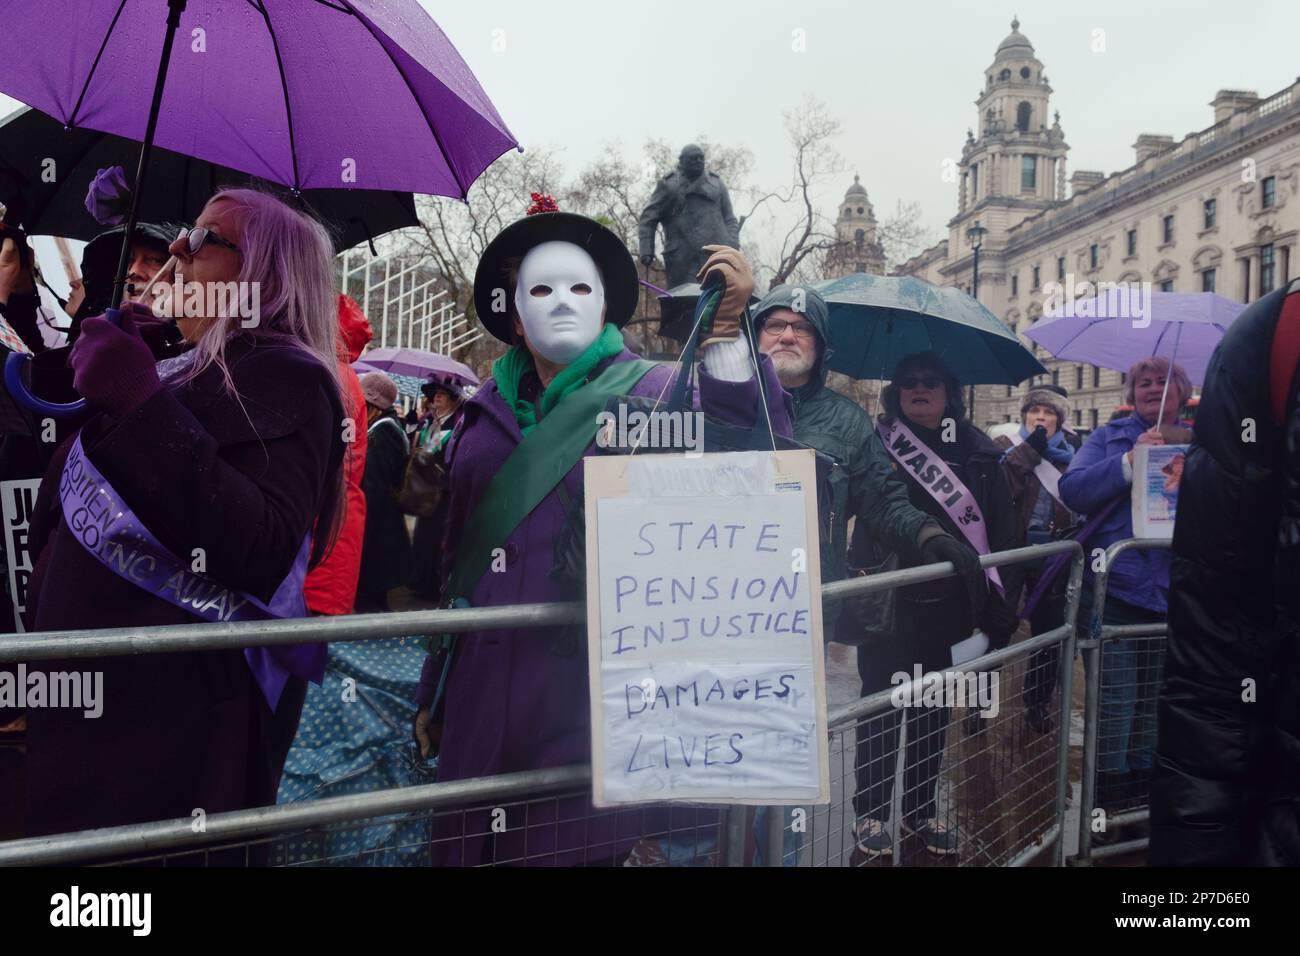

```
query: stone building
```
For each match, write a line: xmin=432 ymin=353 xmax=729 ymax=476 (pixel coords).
xmin=894 ymin=17 xmax=1300 ymax=433
xmin=824 ymin=174 xmax=887 ymax=278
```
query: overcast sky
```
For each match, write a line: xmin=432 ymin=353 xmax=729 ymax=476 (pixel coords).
xmin=5 ymin=0 xmax=1299 ymax=293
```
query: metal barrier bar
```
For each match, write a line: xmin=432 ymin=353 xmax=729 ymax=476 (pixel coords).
xmin=1072 ymin=537 xmax=1171 ymax=867
xmin=0 ymin=541 xmax=1084 ymax=867
xmin=0 ymin=764 xmax=590 ymax=867
xmin=755 ymin=542 xmax=1086 ymax=869
xmin=0 ymin=543 xmax=1079 ymax=664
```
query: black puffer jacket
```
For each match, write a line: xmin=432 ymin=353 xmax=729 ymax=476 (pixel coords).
xmin=1150 ymin=280 xmax=1300 ymax=866
xmin=750 ymin=286 xmax=936 ymax=638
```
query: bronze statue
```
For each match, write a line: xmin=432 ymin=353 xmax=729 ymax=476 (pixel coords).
xmin=637 ymin=144 xmax=741 ymax=289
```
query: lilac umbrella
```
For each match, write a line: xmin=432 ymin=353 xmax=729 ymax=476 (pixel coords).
xmin=359 ymin=347 xmax=479 ymax=386
xmin=1 ymin=0 xmax=515 ymax=417
xmin=1024 ymin=290 xmax=1245 ymax=386
xmin=1025 ymin=290 xmax=1245 ymax=429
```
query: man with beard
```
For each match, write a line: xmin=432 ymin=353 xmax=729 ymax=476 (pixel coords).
xmin=752 ymin=285 xmax=984 ymax=643
xmin=748 ymin=285 xmax=985 ymax=863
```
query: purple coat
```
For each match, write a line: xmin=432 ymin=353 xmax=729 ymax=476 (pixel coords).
xmin=17 ymin=334 xmax=345 ymax=841
xmin=425 ymin=347 xmax=792 ymax=865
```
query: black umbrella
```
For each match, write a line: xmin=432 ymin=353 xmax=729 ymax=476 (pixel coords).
xmin=0 ymin=105 xmax=418 ymax=253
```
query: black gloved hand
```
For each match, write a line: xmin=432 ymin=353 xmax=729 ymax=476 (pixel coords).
xmin=980 ymin=589 xmax=1020 ymax=650
xmin=1025 ymin=424 xmax=1049 ymax=457
xmin=920 ymin=533 xmax=988 ymax=624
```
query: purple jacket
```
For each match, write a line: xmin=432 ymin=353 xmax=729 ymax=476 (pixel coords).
xmin=1058 ymin=412 xmax=1172 ymax=613
xmin=424 ymin=347 xmax=791 ymax=865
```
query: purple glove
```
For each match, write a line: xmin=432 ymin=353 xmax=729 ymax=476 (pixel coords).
xmin=69 ymin=308 xmax=161 ymax=417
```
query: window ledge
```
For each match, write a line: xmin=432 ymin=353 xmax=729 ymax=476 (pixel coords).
xmin=1157 ymin=241 xmax=1176 ymax=252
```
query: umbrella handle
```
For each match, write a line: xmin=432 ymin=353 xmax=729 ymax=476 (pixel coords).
xmin=3 ymin=307 xmax=125 ymax=418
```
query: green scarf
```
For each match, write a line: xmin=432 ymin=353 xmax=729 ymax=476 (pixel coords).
xmin=492 ymin=323 xmax=626 ymax=435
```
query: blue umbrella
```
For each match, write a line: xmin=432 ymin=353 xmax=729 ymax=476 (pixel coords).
xmin=812 ymin=273 xmax=1044 ymax=384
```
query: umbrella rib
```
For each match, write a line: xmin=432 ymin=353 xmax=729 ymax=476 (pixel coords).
xmin=336 ymin=0 xmax=468 ymax=197
xmin=253 ymin=1 xmax=304 ymax=193
xmin=68 ymin=0 xmax=131 ymax=128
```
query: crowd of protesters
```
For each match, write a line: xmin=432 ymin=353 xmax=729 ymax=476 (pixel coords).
xmin=1 ymin=182 xmax=1298 ymax=870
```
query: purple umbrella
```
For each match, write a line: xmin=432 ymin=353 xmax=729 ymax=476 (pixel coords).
xmin=359 ymin=347 xmax=479 ymax=386
xmin=1024 ymin=290 xmax=1244 ymax=384
xmin=0 ymin=0 xmax=517 ymax=197
xmin=1 ymin=0 xmax=515 ymax=417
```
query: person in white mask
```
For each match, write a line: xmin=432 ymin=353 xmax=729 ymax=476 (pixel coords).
xmin=412 ymin=198 xmax=792 ymax=867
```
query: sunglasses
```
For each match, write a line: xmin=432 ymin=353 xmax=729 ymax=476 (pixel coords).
xmin=176 ymin=225 xmax=241 ymax=256
xmin=898 ymin=374 xmax=944 ymax=390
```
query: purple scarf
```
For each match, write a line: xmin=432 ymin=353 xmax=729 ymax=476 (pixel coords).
xmin=58 ymin=434 xmax=324 ymax=710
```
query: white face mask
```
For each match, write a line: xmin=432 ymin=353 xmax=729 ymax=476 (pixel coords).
xmin=513 ymin=241 xmax=605 ymax=365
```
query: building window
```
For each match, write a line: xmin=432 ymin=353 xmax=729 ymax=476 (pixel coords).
xmin=1162 ymin=215 xmax=1175 ymax=244
xmin=1075 ymin=409 xmax=1083 ymax=426
xmin=1092 ymin=366 xmax=1100 ymax=388
xmin=1056 ymin=256 xmax=1065 ymax=281
xmin=1126 ymin=228 xmax=1137 ymax=256
xmin=1051 ymin=369 xmax=1060 ymax=387
xmin=1242 ymin=258 xmax=1252 ymax=301
xmin=1202 ymin=268 xmax=1216 ymax=293
xmin=1159 ymin=278 xmax=1174 ymax=292
xmin=1261 ymin=243 xmax=1276 ymax=295
xmin=1032 ymin=265 xmax=1040 ymax=289
xmin=1021 ymin=155 xmax=1036 ymax=191
xmin=1006 ymin=385 xmax=1013 ymax=397
xmin=1203 ymin=198 xmax=1216 ymax=230
xmin=1121 ymin=372 xmax=1127 ymax=384
xmin=1089 ymin=243 xmax=1099 ymax=270
xmin=1076 ymin=366 xmax=1084 ymax=390
xmin=1262 ymin=176 xmax=1276 ymax=209
xmin=1017 ymin=102 xmax=1032 ymax=132
xmin=1011 ymin=274 xmax=1019 ymax=297
xmin=1091 ymin=408 xmax=1099 ymax=429
xmin=970 ymin=164 xmax=979 ymax=199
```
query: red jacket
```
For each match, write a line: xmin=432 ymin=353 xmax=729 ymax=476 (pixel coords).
xmin=304 ymin=295 xmax=372 ymax=614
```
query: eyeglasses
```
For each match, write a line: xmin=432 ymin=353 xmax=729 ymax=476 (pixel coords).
xmin=761 ymin=319 xmax=816 ymax=340
xmin=898 ymin=374 xmax=944 ymax=390
xmin=177 ymin=225 xmax=241 ymax=256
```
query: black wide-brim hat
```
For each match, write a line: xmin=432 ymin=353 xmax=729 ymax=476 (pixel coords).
xmin=473 ymin=211 xmax=639 ymax=344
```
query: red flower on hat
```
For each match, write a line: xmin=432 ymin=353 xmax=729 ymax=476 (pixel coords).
xmin=526 ymin=192 xmax=559 ymax=216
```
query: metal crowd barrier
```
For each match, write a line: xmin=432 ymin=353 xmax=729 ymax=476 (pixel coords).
xmin=1071 ymin=537 xmax=1171 ymax=866
xmin=0 ymin=541 xmax=1084 ymax=867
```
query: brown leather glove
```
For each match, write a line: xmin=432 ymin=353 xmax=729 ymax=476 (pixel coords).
xmin=695 ymin=244 xmax=754 ymax=347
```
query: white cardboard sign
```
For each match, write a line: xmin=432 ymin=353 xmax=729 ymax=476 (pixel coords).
xmin=2 ymin=478 xmax=40 ymax=632
xmin=585 ymin=450 xmax=829 ymax=807
xmin=1131 ymin=443 xmax=1187 ymax=540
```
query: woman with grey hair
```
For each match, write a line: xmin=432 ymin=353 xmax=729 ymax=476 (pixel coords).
xmin=1058 ymin=355 xmax=1192 ymax=827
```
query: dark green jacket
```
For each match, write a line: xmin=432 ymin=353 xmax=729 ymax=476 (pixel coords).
xmin=753 ymin=287 xmax=936 ymax=632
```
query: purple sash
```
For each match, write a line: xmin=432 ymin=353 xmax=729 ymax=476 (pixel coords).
xmin=59 ymin=434 xmax=324 ymax=711
xmin=876 ymin=418 xmax=1004 ymax=595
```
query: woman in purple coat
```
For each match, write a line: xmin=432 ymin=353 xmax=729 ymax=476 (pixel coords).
xmin=413 ymin=205 xmax=791 ymax=865
xmin=19 ymin=188 xmax=346 ymax=842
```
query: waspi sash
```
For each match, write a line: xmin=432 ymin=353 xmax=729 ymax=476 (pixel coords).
xmin=59 ymin=434 xmax=324 ymax=710
xmin=876 ymin=419 xmax=1004 ymax=595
